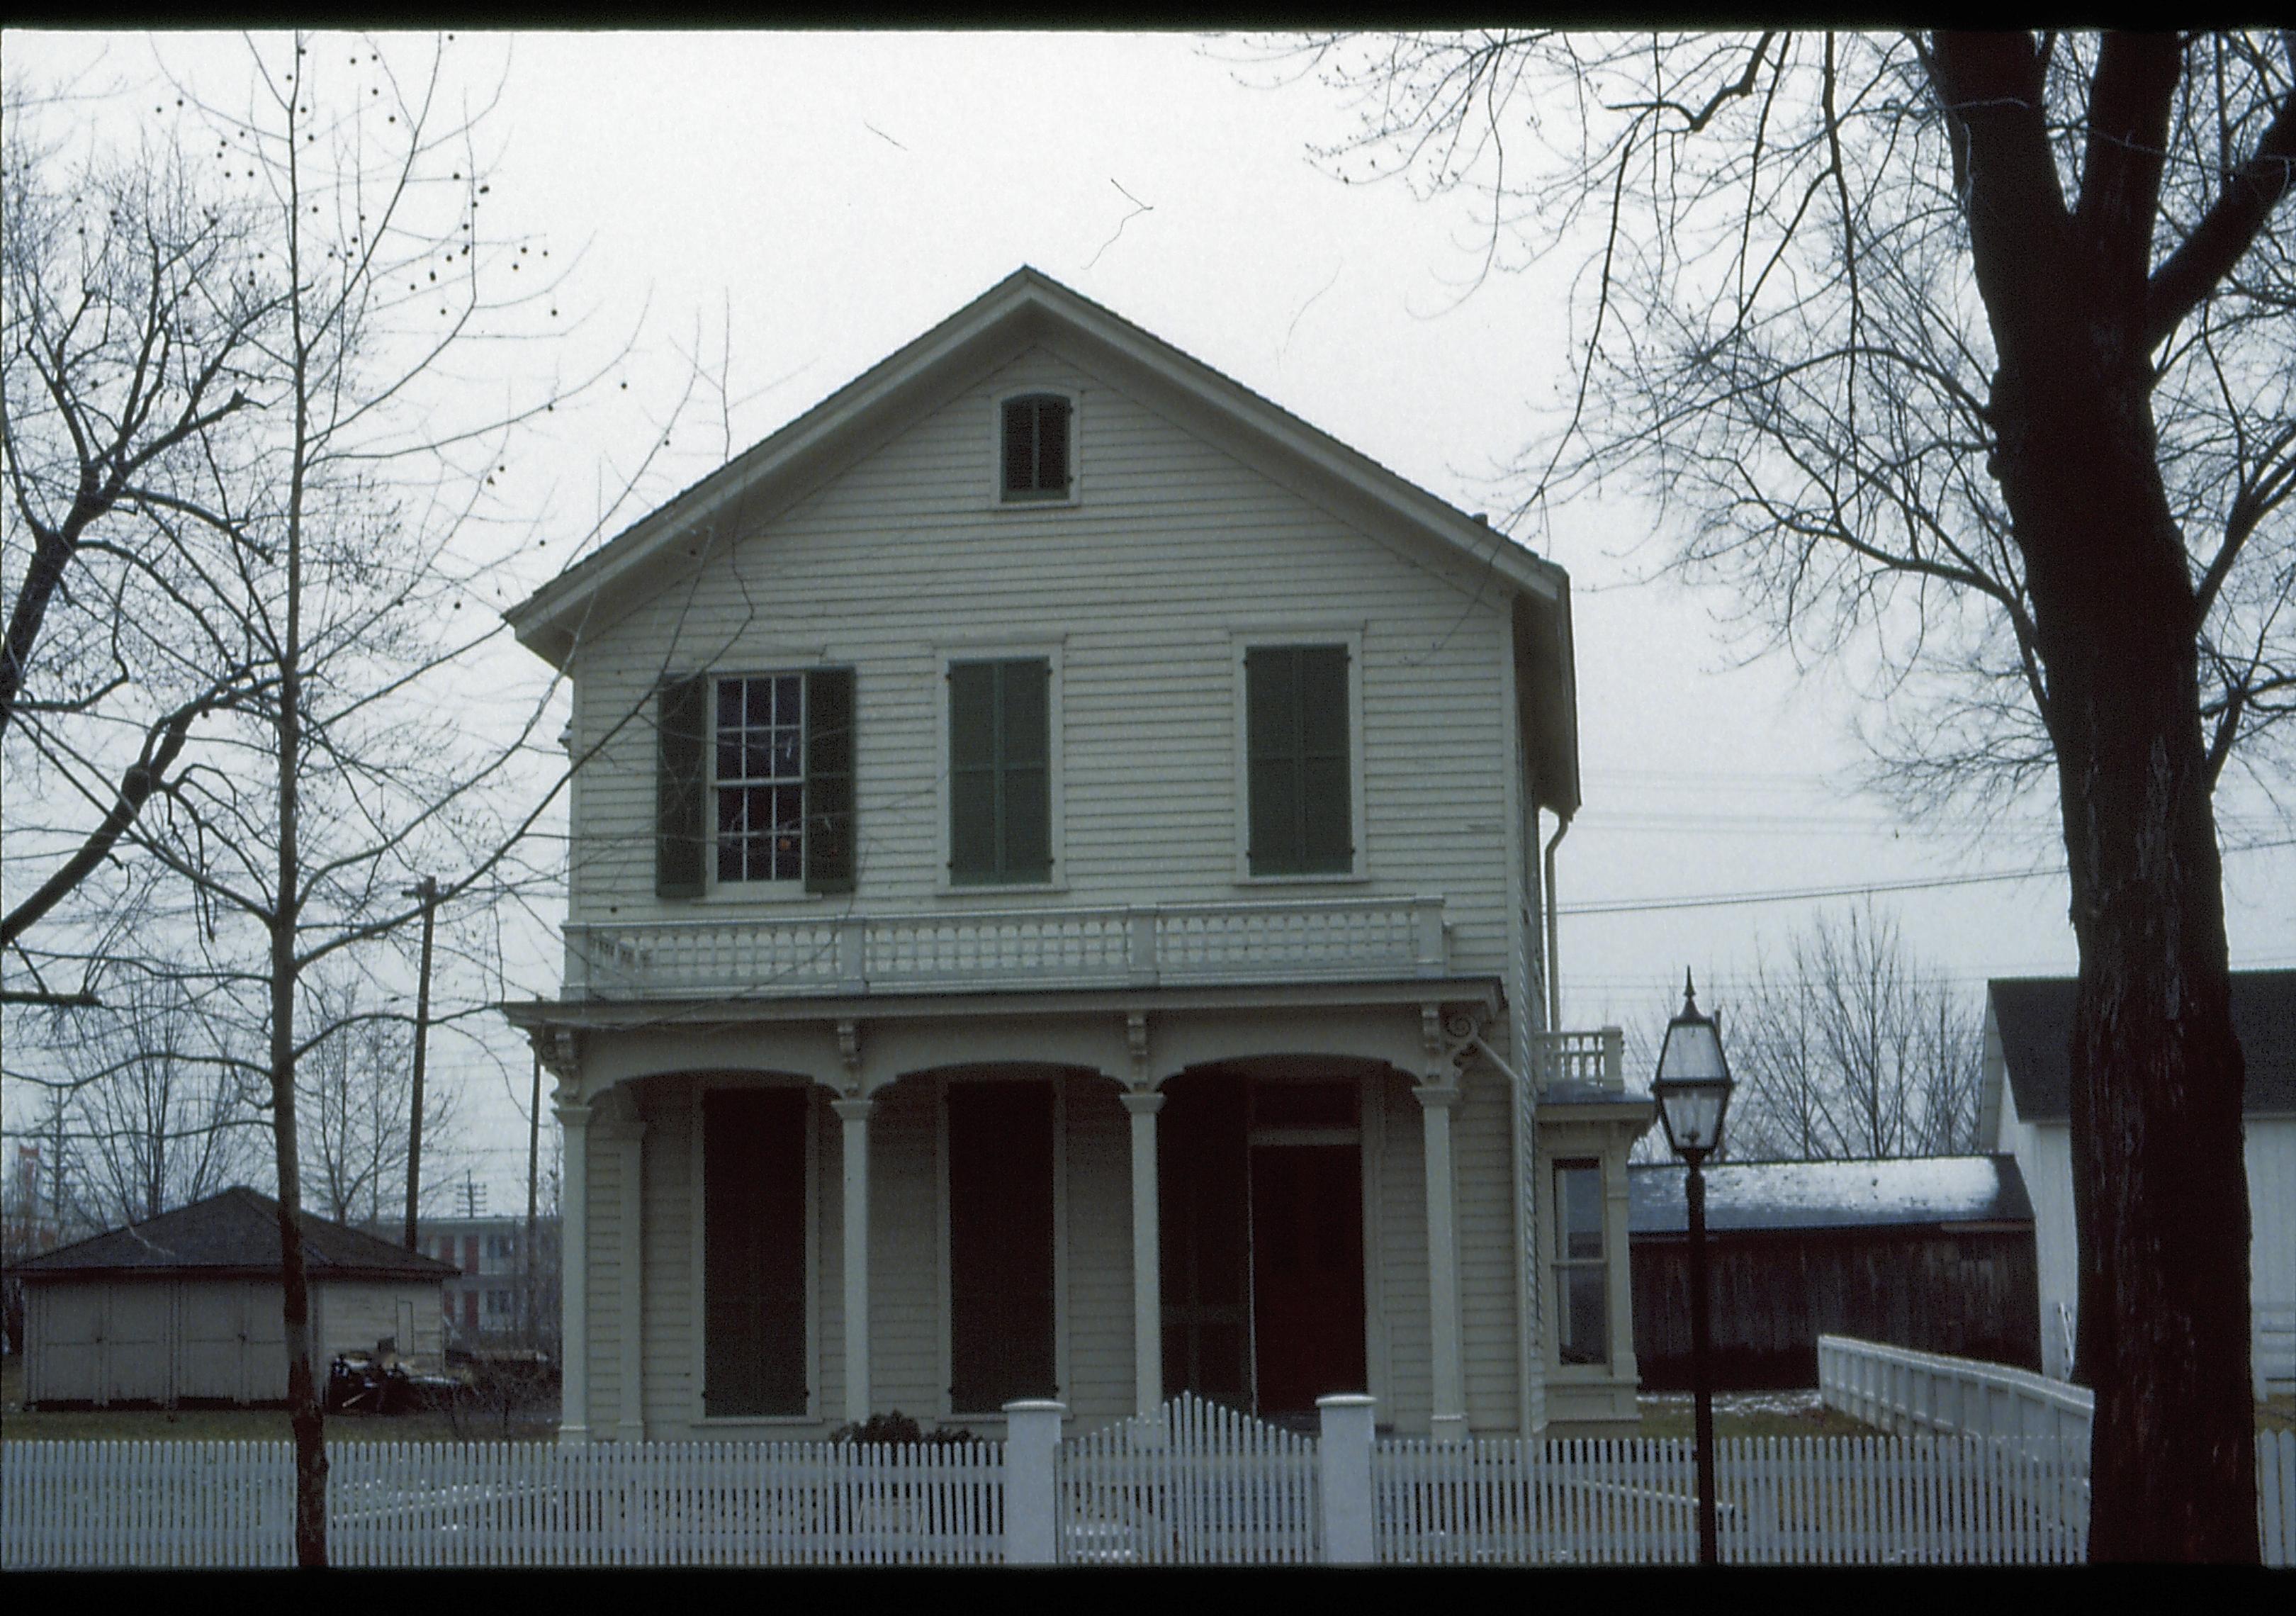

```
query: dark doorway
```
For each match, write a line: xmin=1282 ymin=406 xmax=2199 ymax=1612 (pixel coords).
xmin=1159 ymin=1072 xmax=1368 ymax=1417
xmin=947 ymin=1078 xmax=1057 ymax=1411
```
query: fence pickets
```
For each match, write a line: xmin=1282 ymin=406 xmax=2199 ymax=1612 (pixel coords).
xmin=4 ymin=1418 xmax=2290 ymax=1567
xmin=1058 ymin=1391 xmax=1319 ymax=1564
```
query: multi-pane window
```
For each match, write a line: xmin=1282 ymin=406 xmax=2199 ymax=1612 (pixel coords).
xmin=1000 ymin=394 xmax=1071 ymax=501
xmin=1553 ymin=1160 xmax=1609 ymax=1366
xmin=716 ymin=675 xmax=806 ymax=883
xmin=1244 ymin=644 xmax=1353 ymax=876
xmin=949 ymin=658 xmax=1051 ymax=885
xmin=659 ymin=668 xmax=854 ymax=898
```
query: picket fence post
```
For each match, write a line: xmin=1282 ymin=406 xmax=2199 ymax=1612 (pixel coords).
xmin=1317 ymin=1395 xmax=1377 ymax=1564
xmin=1003 ymin=1400 xmax=1065 ymax=1565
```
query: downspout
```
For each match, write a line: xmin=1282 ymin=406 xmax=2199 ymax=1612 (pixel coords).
xmin=1543 ymin=809 xmax=1572 ymax=1033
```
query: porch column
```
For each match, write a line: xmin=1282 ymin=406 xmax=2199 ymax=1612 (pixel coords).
xmin=1415 ymin=1081 xmax=1468 ymax=1442
xmin=554 ymin=1095 xmax=592 ymax=1447
xmin=597 ymin=1092 xmax=647 ymax=1444
xmin=832 ymin=1096 xmax=875 ymax=1426
xmin=1122 ymin=1089 xmax=1166 ymax=1418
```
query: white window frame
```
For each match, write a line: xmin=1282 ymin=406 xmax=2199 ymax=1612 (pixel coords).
xmin=702 ymin=666 xmax=832 ymax=905
xmin=935 ymin=637 xmax=1067 ymax=896
xmin=986 ymin=386 xmax=1083 ymax=510
xmin=1229 ymin=626 xmax=1369 ymax=885
xmin=1539 ymin=1143 xmax=1623 ymax=1380
xmin=687 ymin=1077 xmax=822 ymax=1427
xmin=935 ymin=1070 xmax=1070 ymax=1424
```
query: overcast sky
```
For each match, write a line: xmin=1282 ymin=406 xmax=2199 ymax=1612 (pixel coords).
xmin=9 ymin=30 xmax=2292 ymax=1208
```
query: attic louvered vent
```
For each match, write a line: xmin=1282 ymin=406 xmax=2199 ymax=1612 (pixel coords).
xmin=1001 ymin=393 xmax=1071 ymax=501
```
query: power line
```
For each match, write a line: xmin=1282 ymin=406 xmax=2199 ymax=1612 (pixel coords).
xmin=1558 ymin=837 xmax=2296 ymax=917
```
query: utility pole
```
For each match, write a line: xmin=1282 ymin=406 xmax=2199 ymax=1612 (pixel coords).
xmin=400 ymin=875 xmax=439 ymax=1251
xmin=525 ymin=1044 xmax=541 ymax=1348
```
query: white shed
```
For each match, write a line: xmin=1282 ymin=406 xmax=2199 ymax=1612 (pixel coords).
xmin=1981 ymin=971 xmax=2296 ymax=1398
xmin=13 ymin=1186 xmax=456 ymax=1407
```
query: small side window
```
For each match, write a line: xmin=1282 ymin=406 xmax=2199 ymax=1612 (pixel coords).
xmin=1001 ymin=393 xmax=1071 ymax=502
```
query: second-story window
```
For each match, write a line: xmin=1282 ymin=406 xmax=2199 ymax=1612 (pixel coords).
xmin=655 ymin=667 xmax=855 ymax=898
xmin=717 ymin=675 xmax=806 ymax=883
xmin=1244 ymin=644 xmax=1354 ymax=877
xmin=1000 ymin=393 xmax=1071 ymax=502
xmin=948 ymin=658 xmax=1051 ymax=885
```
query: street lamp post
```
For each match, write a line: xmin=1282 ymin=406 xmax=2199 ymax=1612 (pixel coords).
xmin=1651 ymin=970 xmax=1734 ymax=1566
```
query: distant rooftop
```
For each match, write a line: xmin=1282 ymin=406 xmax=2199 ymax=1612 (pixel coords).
xmin=1990 ymin=969 xmax=2296 ymax=1123
xmin=1628 ymin=1155 xmax=2033 ymax=1238
xmin=11 ymin=1186 xmax=457 ymax=1281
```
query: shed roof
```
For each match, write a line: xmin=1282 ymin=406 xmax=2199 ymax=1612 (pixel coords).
xmin=11 ymin=1186 xmax=458 ymax=1281
xmin=1990 ymin=969 xmax=2296 ymax=1123
xmin=1628 ymin=1155 xmax=2034 ymax=1238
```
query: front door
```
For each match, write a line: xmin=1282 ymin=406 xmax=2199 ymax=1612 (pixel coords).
xmin=1249 ymin=1101 xmax=1366 ymax=1415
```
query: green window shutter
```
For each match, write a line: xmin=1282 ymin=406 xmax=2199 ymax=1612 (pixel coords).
xmin=950 ymin=658 xmax=1051 ymax=885
xmin=804 ymin=666 xmax=855 ymax=894
xmin=656 ymin=675 xmax=707 ymax=899
xmin=949 ymin=662 xmax=998 ymax=882
xmin=1246 ymin=646 xmax=1352 ymax=877
xmin=1001 ymin=658 xmax=1052 ymax=882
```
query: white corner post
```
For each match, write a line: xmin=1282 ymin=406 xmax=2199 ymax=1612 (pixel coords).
xmin=1003 ymin=1398 xmax=1067 ymax=1564
xmin=832 ymin=1094 xmax=875 ymax=1426
xmin=1317 ymin=1393 xmax=1378 ymax=1564
xmin=1121 ymin=1087 xmax=1166 ymax=1419
xmin=554 ymin=1093 xmax=592 ymax=1447
xmin=1415 ymin=1080 xmax=1468 ymax=1442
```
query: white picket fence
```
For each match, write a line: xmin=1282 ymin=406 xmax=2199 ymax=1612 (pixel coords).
xmin=1374 ymin=1434 xmax=2095 ymax=1564
xmin=5 ymin=1413 xmax=2290 ymax=1566
xmin=4 ymin=1437 xmax=1002 ymax=1568
xmin=1057 ymin=1391 xmax=1320 ymax=1564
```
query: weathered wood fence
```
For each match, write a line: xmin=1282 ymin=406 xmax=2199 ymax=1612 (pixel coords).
xmin=5 ymin=1398 xmax=2290 ymax=1567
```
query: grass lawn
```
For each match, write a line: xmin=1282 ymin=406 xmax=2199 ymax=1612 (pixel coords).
xmin=1636 ymin=1390 xmax=1884 ymax=1440
xmin=0 ymin=1352 xmax=559 ymax=1444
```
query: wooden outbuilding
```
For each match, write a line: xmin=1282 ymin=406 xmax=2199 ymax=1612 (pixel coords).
xmin=1628 ymin=1156 xmax=2039 ymax=1391
xmin=13 ymin=1186 xmax=456 ymax=1408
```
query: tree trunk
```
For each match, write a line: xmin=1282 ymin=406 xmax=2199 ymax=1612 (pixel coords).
xmin=1932 ymin=30 xmax=2258 ymax=1561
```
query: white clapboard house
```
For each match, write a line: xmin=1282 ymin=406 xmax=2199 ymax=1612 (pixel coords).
xmin=501 ymin=269 xmax=1651 ymax=1445
xmin=1981 ymin=970 xmax=2296 ymax=1397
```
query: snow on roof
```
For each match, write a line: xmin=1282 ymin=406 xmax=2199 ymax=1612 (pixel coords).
xmin=1628 ymin=1155 xmax=2033 ymax=1236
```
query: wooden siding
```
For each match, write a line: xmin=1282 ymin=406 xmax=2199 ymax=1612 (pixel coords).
xmin=563 ymin=347 xmax=1516 ymax=973
xmin=1630 ymin=1227 xmax=2042 ymax=1391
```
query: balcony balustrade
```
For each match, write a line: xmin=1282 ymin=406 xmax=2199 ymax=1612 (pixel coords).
xmin=562 ymin=895 xmax=1452 ymax=1001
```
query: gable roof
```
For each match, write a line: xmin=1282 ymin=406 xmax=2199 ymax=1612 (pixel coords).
xmin=1988 ymin=969 xmax=2296 ymax=1125
xmin=1628 ymin=1155 xmax=2034 ymax=1237
xmin=11 ymin=1186 xmax=458 ymax=1281
xmin=505 ymin=266 xmax=1581 ymax=814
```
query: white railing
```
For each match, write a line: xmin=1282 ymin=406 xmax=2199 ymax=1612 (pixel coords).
xmin=1820 ymin=1335 xmax=2093 ymax=1449
xmin=563 ymin=895 xmax=1450 ymax=999
xmin=8 ymin=1420 xmax=2290 ymax=1566
xmin=1530 ymin=1028 xmax=1626 ymax=1091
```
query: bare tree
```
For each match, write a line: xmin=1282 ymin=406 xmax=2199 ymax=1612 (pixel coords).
xmin=1281 ymin=30 xmax=2292 ymax=1558
xmin=67 ymin=970 xmax=264 ymax=1225
xmin=296 ymin=970 xmax=461 ymax=1228
xmin=1 ymin=85 xmax=284 ymax=974
xmin=1722 ymin=907 xmax=1982 ymax=1162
